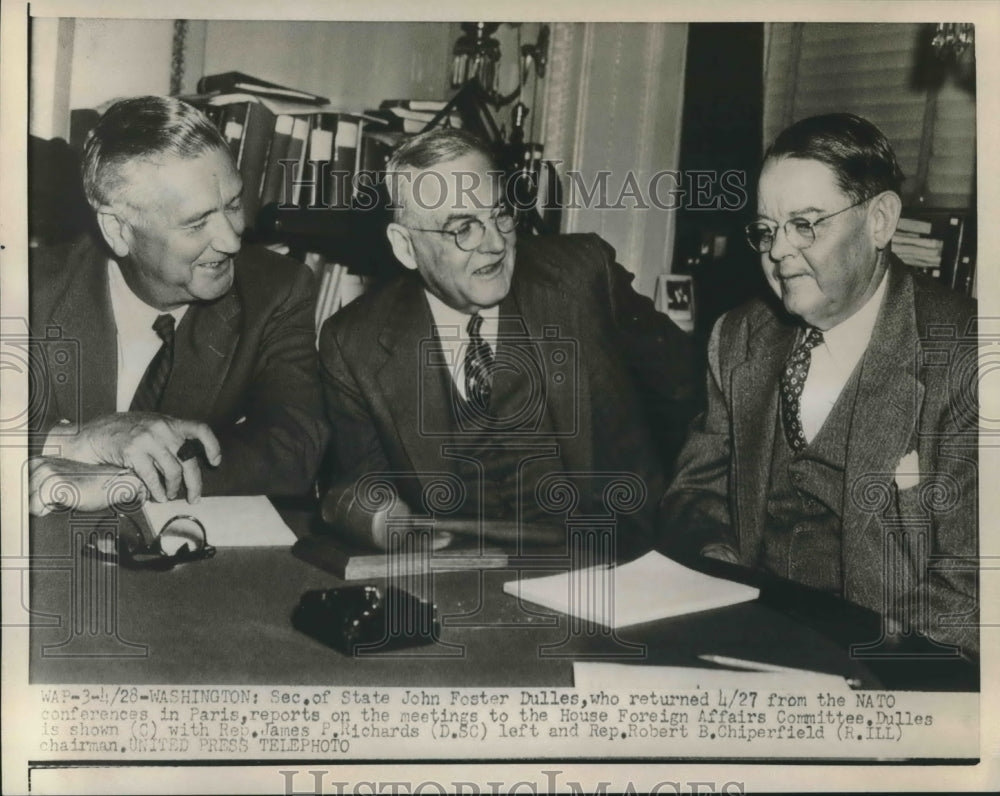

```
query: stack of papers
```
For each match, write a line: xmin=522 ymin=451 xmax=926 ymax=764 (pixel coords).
xmin=503 ymin=550 xmax=760 ymax=629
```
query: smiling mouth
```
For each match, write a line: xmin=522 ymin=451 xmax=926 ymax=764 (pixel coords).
xmin=472 ymin=258 xmax=505 ymax=278
xmin=197 ymin=258 xmax=231 ymax=273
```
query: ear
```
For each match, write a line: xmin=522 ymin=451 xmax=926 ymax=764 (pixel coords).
xmin=95 ymin=207 xmax=132 ymax=259
xmin=869 ymin=190 xmax=902 ymax=249
xmin=386 ymin=222 xmax=418 ymax=271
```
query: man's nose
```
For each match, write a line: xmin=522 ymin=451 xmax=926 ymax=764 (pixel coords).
xmin=477 ymin=216 xmax=508 ymax=253
xmin=210 ymin=210 xmax=243 ymax=255
xmin=767 ymin=222 xmax=798 ymax=262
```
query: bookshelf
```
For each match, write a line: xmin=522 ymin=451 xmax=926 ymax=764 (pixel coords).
xmin=891 ymin=209 xmax=976 ymax=297
xmin=55 ymin=60 xmax=561 ymax=330
xmin=186 ymin=76 xmax=429 ymax=319
xmin=177 ymin=73 xmax=560 ymax=321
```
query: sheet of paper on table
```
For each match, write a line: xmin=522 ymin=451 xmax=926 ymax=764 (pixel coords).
xmin=141 ymin=495 xmax=296 ymax=547
xmin=502 ymin=550 xmax=760 ymax=629
xmin=574 ymin=662 xmax=855 ymax=692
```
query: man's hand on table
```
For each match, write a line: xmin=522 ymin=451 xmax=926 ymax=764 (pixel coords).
xmin=29 ymin=456 xmax=147 ymax=516
xmin=46 ymin=412 xmax=222 ymax=502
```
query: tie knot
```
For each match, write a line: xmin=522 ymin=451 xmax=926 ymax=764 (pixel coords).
xmin=152 ymin=314 xmax=175 ymax=342
xmin=802 ymin=326 xmax=823 ymax=350
xmin=467 ymin=312 xmax=484 ymax=339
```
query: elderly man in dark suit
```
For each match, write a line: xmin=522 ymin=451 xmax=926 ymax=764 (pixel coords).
xmin=29 ymin=96 xmax=329 ymax=514
xmin=319 ymin=128 xmax=698 ymax=556
xmin=661 ymin=113 xmax=978 ymax=658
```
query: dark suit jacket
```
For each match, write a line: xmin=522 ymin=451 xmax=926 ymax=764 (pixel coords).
xmin=661 ymin=255 xmax=979 ymax=657
xmin=319 ymin=233 xmax=700 ymax=552
xmin=29 ymin=234 xmax=329 ymax=496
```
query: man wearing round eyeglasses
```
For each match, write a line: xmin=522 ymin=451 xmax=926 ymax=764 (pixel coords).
xmin=662 ymin=113 xmax=978 ymax=659
xmin=318 ymin=128 xmax=699 ymax=554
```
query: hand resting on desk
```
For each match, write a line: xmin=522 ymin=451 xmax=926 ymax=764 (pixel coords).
xmin=28 ymin=455 xmax=146 ymax=516
xmin=47 ymin=412 xmax=221 ymax=503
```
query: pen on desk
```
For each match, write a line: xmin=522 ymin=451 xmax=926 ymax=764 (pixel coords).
xmin=698 ymin=654 xmax=861 ymax=687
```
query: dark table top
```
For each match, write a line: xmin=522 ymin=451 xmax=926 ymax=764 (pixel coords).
xmin=28 ymin=507 xmax=977 ymax=691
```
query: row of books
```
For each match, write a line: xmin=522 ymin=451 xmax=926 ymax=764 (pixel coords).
xmin=365 ymin=99 xmax=461 ymax=134
xmin=188 ymin=85 xmax=463 ymax=228
xmin=69 ymin=74 xmax=479 ymax=238
xmin=191 ymin=77 xmax=472 ymax=326
xmin=891 ymin=213 xmax=976 ymax=297
xmin=191 ymin=95 xmax=373 ymax=222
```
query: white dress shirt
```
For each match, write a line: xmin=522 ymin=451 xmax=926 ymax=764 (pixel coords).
xmin=800 ymin=269 xmax=888 ymax=443
xmin=424 ymin=290 xmax=499 ymax=400
xmin=107 ymin=261 xmax=187 ymax=411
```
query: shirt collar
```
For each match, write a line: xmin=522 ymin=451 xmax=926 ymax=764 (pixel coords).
xmin=424 ymin=289 xmax=499 ymax=347
xmin=107 ymin=260 xmax=188 ymax=333
xmin=818 ymin=267 xmax=889 ymax=365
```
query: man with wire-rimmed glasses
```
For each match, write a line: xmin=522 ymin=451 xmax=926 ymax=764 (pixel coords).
xmin=317 ymin=128 xmax=699 ymax=556
xmin=661 ymin=113 xmax=979 ymax=659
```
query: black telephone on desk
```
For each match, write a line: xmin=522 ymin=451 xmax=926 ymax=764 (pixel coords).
xmin=292 ymin=585 xmax=439 ymax=655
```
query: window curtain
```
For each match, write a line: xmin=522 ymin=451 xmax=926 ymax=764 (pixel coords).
xmin=542 ymin=22 xmax=688 ymax=297
xmin=763 ymin=22 xmax=975 ymax=209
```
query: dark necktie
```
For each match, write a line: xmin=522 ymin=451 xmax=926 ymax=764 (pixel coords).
xmin=129 ymin=314 xmax=176 ymax=412
xmin=464 ymin=312 xmax=494 ymax=412
xmin=780 ymin=326 xmax=824 ymax=452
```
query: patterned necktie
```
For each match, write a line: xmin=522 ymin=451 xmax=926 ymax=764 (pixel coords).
xmin=130 ymin=314 xmax=176 ymax=412
xmin=464 ymin=312 xmax=494 ymax=412
xmin=780 ymin=326 xmax=824 ymax=452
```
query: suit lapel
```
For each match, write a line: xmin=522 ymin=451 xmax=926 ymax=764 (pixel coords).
xmin=47 ymin=239 xmax=117 ymax=424
xmin=510 ymin=254 xmax=592 ymax=473
xmin=377 ymin=253 xmax=593 ymax=480
xmin=731 ymin=307 xmax=797 ymax=560
xmin=49 ymin=238 xmax=245 ymax=424
xmin=375 ymin=276 xmax=452 ymax=476
xmin=162 ymin=288 xmax=241 ymax=419
xmin=841 ymin=260 xmax=923 ymax=605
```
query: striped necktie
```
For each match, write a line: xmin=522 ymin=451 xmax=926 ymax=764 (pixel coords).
xmin=129 ymin=314 xmax=176 ymax=412
xmin=464 ymin=312 xmax=494 ymax=413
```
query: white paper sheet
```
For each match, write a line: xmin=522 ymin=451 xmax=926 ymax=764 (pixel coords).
xmin=141 ymin=495 xmax=296 ymax=547
xmin=503 ymin=550 xmax=759 ymax=628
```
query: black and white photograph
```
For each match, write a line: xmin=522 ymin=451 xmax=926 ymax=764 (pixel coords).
xmin=1 ymin=1 xmax=997 ymax=793
xmin=656 ymin=274 xmax=695 ymax=331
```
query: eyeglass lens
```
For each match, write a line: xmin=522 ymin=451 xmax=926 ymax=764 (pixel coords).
xmin=746 ymin=220 xmax=816 ymax=253
xmin=455 ymin=210 xmax=516 ymax=251
xmin=158 ymin=516 xmax=209 ymax=556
